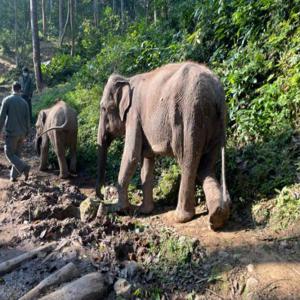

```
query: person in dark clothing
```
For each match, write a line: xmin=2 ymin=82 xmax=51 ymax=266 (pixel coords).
xmin=19 ymin=67 xmax=35 ymax=123
xmin=0 ymin=82 xmax=31 ymax=182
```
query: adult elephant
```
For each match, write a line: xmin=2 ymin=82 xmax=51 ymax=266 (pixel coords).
xmin=35 ymin=100 xmax=78 ymax=178
xmin=96 ymin=62 xmax=230 ymax=230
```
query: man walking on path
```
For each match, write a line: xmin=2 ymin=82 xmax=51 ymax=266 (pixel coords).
xmin=0 ymin=82 xmax=31 ymax=182
xmin=19 ymin=67 xmax=35 ymax=123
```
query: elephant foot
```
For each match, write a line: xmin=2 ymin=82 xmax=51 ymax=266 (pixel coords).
xmin=208 ymin=204 xmax=230 ymax=231
xmin=70 ymin=168 xmax=77 ymax=175
xmin=60 ymin=173 xmax=70 ymax=179
xmin=39 ymin=166 xmax=48 ymax=171
xmin=174 ymin=208 xmax=195 ymax=223
xmin=138 ymin=201 xmax=154 ymax=215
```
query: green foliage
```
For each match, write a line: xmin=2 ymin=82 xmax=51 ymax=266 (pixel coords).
xmin=154 ymin=164 xmax=181 ymax=204
xmin=42 ymin=54 xmax=83 ymax=86
xmin=272 ymin=184 xmax=300 ymax=229
xmin=226 ymin=131 xmax=298 ymax=203
xmin=149 ymin=233 xmax=195 ymax=266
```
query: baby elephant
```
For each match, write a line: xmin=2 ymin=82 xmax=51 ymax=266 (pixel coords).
xmin=35 ymin=100 xmax=78 ymax=178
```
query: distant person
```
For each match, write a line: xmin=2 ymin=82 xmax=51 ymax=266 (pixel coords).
xmin=0 ymin=82 xmax=31 ymax=182
xmin=19 ymin=67 xmax=35 ymax=123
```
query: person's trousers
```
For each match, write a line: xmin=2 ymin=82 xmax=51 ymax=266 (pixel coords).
xmin=4 ymin=135 xmax=28 ymax=179
xmin=22 ymin=94 xmax=32 ymax=123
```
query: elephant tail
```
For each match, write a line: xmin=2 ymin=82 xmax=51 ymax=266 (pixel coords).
xmin=38 ymin=106 xmax=69 ymax=137
xmin=221 ymin=144 xmax=227 ymax=205
xmin=221 ymin=111 xmax=230 ymax=206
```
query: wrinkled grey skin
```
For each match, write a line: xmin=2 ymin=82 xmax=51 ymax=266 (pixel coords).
xmin=96 ymin=62 xmax=230 ymax=230
xmin=35 ymin=100 xmax=78 ymax=179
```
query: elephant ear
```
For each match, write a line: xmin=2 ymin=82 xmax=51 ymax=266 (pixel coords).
xmin=41 ymin=110 xmax=47 ymax=124
xmin=116 ymin=81 xmax=132 ymax=122
xmin=37 ymin=110 xmax=47 ymax=126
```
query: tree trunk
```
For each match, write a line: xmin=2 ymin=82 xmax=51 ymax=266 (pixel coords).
xmin=70 ymin=0 xmax=75 ymax=56
xmin=49 ymin=0 xmax=53 ymax=24
xmin=74 ymin=0 xmax=77 ymax=16
xmin=120 ymin=0 xmax=124 ymax=26
xmin=112 ymin=0 xmax=116 ymax=13
xmin=93 ymin=0 xmax=99 ymax=26
xmin=42 ymin=0 xmax=46 ymax=36
xmin=145 ymin=0 xmax=149 ymax=21
xmin=154 ymin=4 xmax=157 ymax=25
xmin=30 ymin=0 xmax=43 ymax=93
xmin=59 ymin=0 xmax=63 ymax=39
xmin=14 ymin=0 xmax=19 ymax=66
xmin=59 ymin=0 xmax=70 ymax=47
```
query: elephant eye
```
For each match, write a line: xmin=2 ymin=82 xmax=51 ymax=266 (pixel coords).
xmin=107 ymin=106 xmax=116 ymax=113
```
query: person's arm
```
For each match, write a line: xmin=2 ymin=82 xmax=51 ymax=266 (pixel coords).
xmin=19 ymin=76 xmax=24 ymax=93
xmin=0 ymin=99 xmax=8 ymax=133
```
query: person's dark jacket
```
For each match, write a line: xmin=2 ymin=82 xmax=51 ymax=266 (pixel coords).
xmin=0 ymin=93 xmax=30 ymax=136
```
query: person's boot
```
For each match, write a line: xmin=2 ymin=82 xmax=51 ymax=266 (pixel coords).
xmin=23 ymin=165 xmax=31 ymax=181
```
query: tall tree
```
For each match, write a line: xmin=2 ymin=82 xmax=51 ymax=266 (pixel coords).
xmin=59 ymin=0 xmax=63 ymax=39
xmin=14 ymin=0 xmax=19 ymax=66
xmin=70 ymin=0 xmax=75 ymax=56
xmin=112 ymin=0 xmax=116 ymax=13
xmin=42 ymin=0 xmax=46 ymax=36
xmin=59 ymin=0 xmax=70 ymax=47
xmin=153 ymin=1 xmax=157 ymax=25
xmin=49 ymin=0 xmax=53 ymax=24
xmin=93 ymin=0 xmax=99 ymax=26
xmin=120 ymin=0 xmax=124 ymax=26
xmin=30 ymin=0 xmax=43 ymax=92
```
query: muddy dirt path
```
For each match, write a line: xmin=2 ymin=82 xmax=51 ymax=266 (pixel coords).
xmin=0 ymin=134 xmax=299 ymax=299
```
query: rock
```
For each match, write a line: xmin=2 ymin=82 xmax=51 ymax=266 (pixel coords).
xmin=114 ymin=278 xmax=132 ymax=298
xmin=246 ymin=277 xmax=259 ymax=292
xmin=280 ymin=240 xmax=289 ymax=249
xmin=247 ymin=264 xmax=255 ymax=273
xmin=121 ymin=260 xmax=142 ymax=279
xmin=79 ymin=197 xmax=100 ymax=222
xmin=0 ymin=190 xmax=10 ymax=202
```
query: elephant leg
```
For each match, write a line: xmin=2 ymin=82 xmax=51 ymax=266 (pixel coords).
xmin=54 ymin=138 xmax=69 ymax=179
xmin=69 ymin=140 xmax=77 ymax=174
xmin=116 ymin=119 xmax=142 ymax=211
xmin=39 ymin=136 xmax=49 ymax=171
xmin=139 ymin=156 xmax=155 ymax=214
xmin=175 ymin=138 xmax=201 ymax=223
xmin=198 ymin=145 xmax=230 ymax=230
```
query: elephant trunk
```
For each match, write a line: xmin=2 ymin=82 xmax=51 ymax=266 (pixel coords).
xmin=95 ymin=115 xmax=111 ymax=197
xmin=96 ymin=143 xmax=108 ymax=197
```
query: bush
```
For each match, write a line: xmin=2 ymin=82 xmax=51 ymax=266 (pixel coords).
xmin=42 ymin=54 xmax=83 ymax=86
